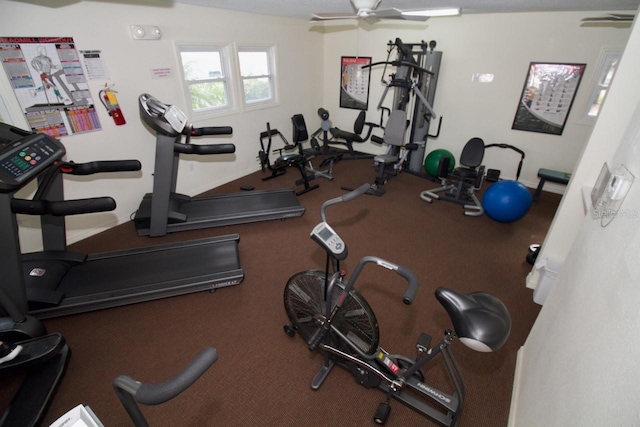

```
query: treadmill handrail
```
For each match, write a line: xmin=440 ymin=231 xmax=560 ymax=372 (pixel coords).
xmin=11 ymin=196 xmax=116 ymax=216
xmin=174 ymin=142 xmax=235 ymax=155
xmin=186 ymin=126 xmax=233 ymax=136
xmin=59 ymin=160 xmax=142 ymax=175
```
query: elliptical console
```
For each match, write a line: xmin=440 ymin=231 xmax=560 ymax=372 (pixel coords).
xmin=0 ymin=124 xmax=65 ymax=193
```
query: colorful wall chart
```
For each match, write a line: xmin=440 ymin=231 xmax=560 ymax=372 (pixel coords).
xmin=0 ymin=36 xmax=101 ymax=136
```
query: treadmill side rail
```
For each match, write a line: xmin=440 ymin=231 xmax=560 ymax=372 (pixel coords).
xmin=27 ymin=235 xmax=244 ymax=319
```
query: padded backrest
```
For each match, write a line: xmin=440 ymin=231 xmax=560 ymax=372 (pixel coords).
xmin=436 ymin=156 xmax=451 ymax=179
xmin=383 ymin=110 xmax=407 ymax=147
xmin=460 ymin=137 xmax=485 ymax=168
xmin=291 ymin=114 xmax=308 ymax=143
xmin=353 ymin=110 xmax=366 ymax=134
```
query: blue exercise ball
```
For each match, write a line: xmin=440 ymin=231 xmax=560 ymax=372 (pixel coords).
xmin=482 ymin=180 xmax=532 ymax=223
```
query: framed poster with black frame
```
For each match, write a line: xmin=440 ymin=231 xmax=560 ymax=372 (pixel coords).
xmin=512 ymin=62 xmax=586 ymax=135
xmin=339 ymin=56 xmax=371 ymax=110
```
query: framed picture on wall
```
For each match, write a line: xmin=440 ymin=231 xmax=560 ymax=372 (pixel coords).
xmin=512 ymin=62 xmax=586 ymax=135
xmin=339 ymin=56 xmax=371 ymax=110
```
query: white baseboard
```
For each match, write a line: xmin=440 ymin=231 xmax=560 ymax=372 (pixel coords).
xmin=508 ymin=346 xmax=526 ymax=427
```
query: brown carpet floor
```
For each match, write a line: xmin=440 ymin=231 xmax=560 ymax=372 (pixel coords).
xmin=3 ymin=154 xmax=560 ymax=426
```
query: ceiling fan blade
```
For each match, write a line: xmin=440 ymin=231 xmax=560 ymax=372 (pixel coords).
xmin=369 ymin=8 xmax=402 ymax=18
xmin=582 ymin=14 xmax=635 ymax=22
xmin=311 ymin=12 xmax=359 ymax=21
xmin=381 ymin=14 xmax=430 ymax=21
xmin=366 ymin=8 xmax=430 ymax=21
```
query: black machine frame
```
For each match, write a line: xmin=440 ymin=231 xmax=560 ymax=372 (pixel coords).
xmin=283 ymin=184 xmax=511 ymax=426
xmin=0 ymin=122 xmax=244 ymax=322
xmin=133 ymin=94 xmax=305 ymax=237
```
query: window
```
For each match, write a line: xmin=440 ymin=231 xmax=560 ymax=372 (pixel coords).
xmin=584 ymin=49 xmax=621 ymax=120
xmin=179 ymin=45 xmax=234 ymax=114
xmin=177 ymin=43 xmax=278 ymax=115
xmin=237 ymin=46 xmax=277 ymax=107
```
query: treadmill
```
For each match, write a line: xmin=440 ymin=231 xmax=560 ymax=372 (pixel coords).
xmin=0 ymin=122 xmax=243 ymax=320
xmin=133 ymin=94 xmax=304 ymax=237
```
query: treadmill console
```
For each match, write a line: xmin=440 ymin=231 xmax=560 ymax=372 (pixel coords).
xmin=0 ymin=125 xmax=66 ymax=193
xmin=311 ymin=221 xmax=347 ymax=261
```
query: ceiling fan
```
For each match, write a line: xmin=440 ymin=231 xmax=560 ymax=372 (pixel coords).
xmin=310 ymin=0 xmax=458 ymax=22
xmin=581 ymin=13 xmax=635 ymax=22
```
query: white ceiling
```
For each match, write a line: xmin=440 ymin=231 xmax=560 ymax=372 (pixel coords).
xmin=170 ymin=0 xmax=640 ymax=20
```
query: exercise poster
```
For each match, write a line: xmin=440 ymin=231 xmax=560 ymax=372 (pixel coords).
xmin=0 ymin=36 xmax=101 ymax=136
xmin=512 ymin=62 xmax=586 ymax=135
xmin=339 ymin=56 xmax=371 ymax=110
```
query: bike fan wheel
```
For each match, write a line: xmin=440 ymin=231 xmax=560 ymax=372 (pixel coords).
xmin=284 ymin=270 xmax=379 ymax=355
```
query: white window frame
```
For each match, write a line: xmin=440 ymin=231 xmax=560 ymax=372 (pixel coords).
xmin=177 ymin=43 xmax=237 ymax=117
xmin=582 ymin=48 xmax=621 ymax=122
xmin=236 ymin=44 xmax=279 ymax=110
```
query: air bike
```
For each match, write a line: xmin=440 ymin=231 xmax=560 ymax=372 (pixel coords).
xmin=283 ymin=184 xmax=511 ymax=425
xmin=134 ymin=94 xmax=304 ymax=237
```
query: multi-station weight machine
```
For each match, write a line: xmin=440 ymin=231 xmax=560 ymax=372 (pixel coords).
xmin=368 ymin=38 xmax=443 ymax=177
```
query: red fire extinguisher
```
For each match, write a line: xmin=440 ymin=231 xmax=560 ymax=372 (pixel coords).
xmin=99 ymin=84 xmax=126 ymax=125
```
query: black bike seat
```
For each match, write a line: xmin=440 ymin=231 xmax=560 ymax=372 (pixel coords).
xmin=435 ymin=287 xmax=511 ymax=352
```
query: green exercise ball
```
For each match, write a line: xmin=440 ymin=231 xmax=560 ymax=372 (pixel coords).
xmin=424 ymin=149 xmax=455 ymax=177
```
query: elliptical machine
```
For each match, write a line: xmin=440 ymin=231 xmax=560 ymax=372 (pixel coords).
xmin=0 ymin=123 xmax=70 ymax=427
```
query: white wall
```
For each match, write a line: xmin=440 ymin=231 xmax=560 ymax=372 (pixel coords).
xmin=510 ymin=11 xmax=640 ymax=425
xmin=530 ymin=14 xmax=640 ymax=279
xmin=0 ymin=0 xmax=324 ymax=251
xmin=0 ymin=4 xmax=632 ymax=257
xmin=319 ymin=12 xmax=630 ymax=189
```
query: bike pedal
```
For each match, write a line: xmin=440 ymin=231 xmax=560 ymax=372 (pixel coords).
xmin=373 ymin=402 xmax=391 ymax=425
xmin=416 ymin=332 xmax=431 ymax=353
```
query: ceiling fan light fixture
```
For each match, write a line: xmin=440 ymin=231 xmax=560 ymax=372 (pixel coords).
xmin=403 ymin=7 xmax=461 ymax=17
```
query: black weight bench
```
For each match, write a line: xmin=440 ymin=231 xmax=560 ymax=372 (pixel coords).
xmin=533 ymin=168 xmax=571 ymax=201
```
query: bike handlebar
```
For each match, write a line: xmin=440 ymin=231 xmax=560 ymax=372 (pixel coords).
xmin=342 ymin=183 xmax=371 ymax=202
xmin=137 ymin=347 xmax=217 ymax=405
xmin=114 ymin=347 xmax=218 ymax=406
xmin=345 ymin=256 xmax=418 ymax=305
xmin=315 ymin=185 xmax=419 ymax=304
xmin=320 ymin=183 xmax=370 ymax=222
